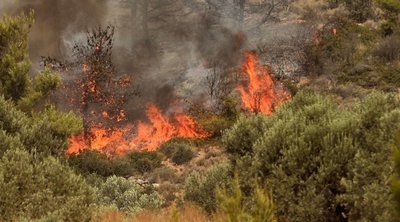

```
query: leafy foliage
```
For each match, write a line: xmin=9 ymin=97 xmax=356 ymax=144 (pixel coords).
xmin=0 ymin=12 xmax=33 ymax=101
xmin=160 ymin=141 xmax=195 ymax=165
xmin=373 ymin=35 xmax=400 ymax=62
xmin=69 ymin=150 xmax=164 ymax=177
xmin=376 ymin=0 xmax=400 ymax=14
xmin=0 ymin=12 xmax=61 ymax=110
xmin=0 ymin=148 xmax=95 ymax=221
xmin=223 ymin=90 xmax=400 ymax=222
xmin=393 ymin=131 xmax=400 ymax=214
xmin=69 ymin=150 xmax=115 ymax=177
xmin=128 ymin=151 xmax=163 ymax=173
xmin=222 ymin=114 xmax=268 ymax=158
xmin=216 ymin=174 xmax=276 ymax=222
xmin=171 ymin=145 xmax=195 ymax=165
xmin=97 ymin=176 xmax=164 ymax=213
xmin=0 ymin=96 xmax=81 ymax=158
xmin=184 ymin=162 xmax=231 ymax=213
xmin=0 ymin=14 xmax=91 ymax=219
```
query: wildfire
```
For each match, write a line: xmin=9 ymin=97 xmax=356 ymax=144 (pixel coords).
xmin=238 ymin=52 xmax=290 ymax=115
xmin=67 ymin=103 xmax=209 ymax=155
xmin=68 ymin=49 xmax=287 ymax=156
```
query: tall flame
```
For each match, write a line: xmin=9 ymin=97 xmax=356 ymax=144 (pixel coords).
xmin=238 ymin=52 xmax=290 ymax=114
xmin=68 ymin=51 xmax=288 ymax=155
xmin=67 ymin=103 xmax=209 ymax=155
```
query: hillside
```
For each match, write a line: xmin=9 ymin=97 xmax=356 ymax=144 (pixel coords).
xmin=0 ymin=0 xmax=400 ymax=221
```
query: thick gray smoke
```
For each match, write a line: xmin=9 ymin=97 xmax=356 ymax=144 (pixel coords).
xmin=0 ymin=0 xmax=240 ymax=120
xmin=0 ymin=0 xmax=305 ymax=120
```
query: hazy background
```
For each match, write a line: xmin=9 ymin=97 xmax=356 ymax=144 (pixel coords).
xmin=0 ymin=0 xmax=306 ymax=119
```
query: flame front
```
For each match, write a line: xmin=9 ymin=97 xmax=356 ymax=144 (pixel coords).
xmin=238 ymin=52 xmax=290 ymax=114
xmin=68 ymin=103 xmax=209 ymax=155
xmin=68 ymin=51 xmax=288 ymax=155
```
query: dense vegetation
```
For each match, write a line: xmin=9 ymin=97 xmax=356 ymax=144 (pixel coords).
xmin=1 ymin=0 xmax=400 ymax=221
xmin=223 ymin=91 xmax=400 ymax=221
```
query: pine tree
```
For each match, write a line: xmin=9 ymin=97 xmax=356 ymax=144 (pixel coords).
xmin=0 ymin=11 xmax=33 ymax=101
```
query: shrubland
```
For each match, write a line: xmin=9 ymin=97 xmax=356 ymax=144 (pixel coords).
xmin=222 ymin=90 xmax=400 ymax=221
xmin=1 ymin=0 xmax=400 ymax=221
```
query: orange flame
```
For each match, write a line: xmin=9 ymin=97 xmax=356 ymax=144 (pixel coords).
xmin=238 ymin=52 xmax=290 ymax=114
xmin=67 ymin=103 xmax=209 ymax=155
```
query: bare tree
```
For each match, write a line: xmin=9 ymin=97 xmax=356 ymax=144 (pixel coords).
xmin=232 ymin=0 xmax=293 ymax=27
xmin=46 ymin=26 xmax=138 ymax=148
xmin=206 ymin=64 xmax=221 ymax=100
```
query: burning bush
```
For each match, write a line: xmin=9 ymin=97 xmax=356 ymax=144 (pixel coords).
xmin=237 ymin=52 xmax=290 ymax=115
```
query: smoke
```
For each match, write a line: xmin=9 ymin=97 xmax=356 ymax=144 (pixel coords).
xmin=0 ymin=0 xmax=303 ymax=121
xmin=0 ymin=0 xmax=108 ymax=66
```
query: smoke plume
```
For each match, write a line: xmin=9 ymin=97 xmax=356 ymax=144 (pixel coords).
xmin=0 ymin=0 xmax=304 ymax=120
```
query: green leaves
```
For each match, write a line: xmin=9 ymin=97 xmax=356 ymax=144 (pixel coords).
xmin=223 ymin=90 xmax=400 ymax=221
xmin=0 ymin=13 xmax=62 ymax=111
xmin=0 ymin=96 xmax=82 ymax=158
xmin=33 ymin=68 xmax=61 ymax=94
xmin=0 ymin=11 xmax=33 ymax=101
xmin=376 ymin=0 xmax=400 ymax=14
xmin=0 ymin=149 xmax=95 ymax=221
xmin=393 ymin=131 xmax=400 ymax=214
xmin=17 ymin=68 xmax=62 ymax=111
xmin=184 ymin=162 xmax=231 ymax=213
xmin=97 ymin=176 xmax=164 ymax=213
xmin=216 ymin=174 xmax=276 ymax=222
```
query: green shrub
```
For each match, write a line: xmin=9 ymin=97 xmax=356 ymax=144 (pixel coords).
xmin=160 ymin=140 xmax=188 ymax=158
xmin=393 ymin=131 xmax=400 ymax=215
xmin=69 ymin=150 xmax=135 ymax=177
xmin=376 ymin=0 xmax=400 ymax=14
xmin=0 ymin=96 xmax=82 ymax=158
xmin=223 ymin=90 xmax=400 ymax=222
xmin=70 ymin=150 xmax=165 ymax=177
xmin=0 ymin=149 xmax=95 ymax=221
xmin=216 ymin=174 xmax=276 ymax=222
xmin=198 ymin=114 xmax=234 ymax=137
xmin=0 ymin=12 xmax=33 ymax=101
xmin=127 ymin=151 xmax=163 ymax=174
xmin=184 ymin=162 xmax=231 ymax=213
xmin=68 ymin=150 xmax=113 ymax=177
xmin=160 ymin=141 xmax=195 ymax=165
xmin=171 ymin=145 xmax=195 ymax=165
xmin=0 ymin=12 xmax=93 ymax=222
xmin=222 ymin=114 xmax=269 ymax=158
xmin=97 ymin=176 xmax=164 ymax=213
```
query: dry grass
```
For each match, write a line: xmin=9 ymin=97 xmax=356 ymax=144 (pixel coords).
xmin=93 ymin=204 xmax=212 ymax=222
